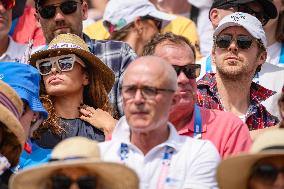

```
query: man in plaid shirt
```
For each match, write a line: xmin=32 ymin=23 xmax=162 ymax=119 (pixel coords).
xmin=197 ymin=12 xmax=279 ymax=135
xmin=34 ymin=0 xmax=137 ymax=118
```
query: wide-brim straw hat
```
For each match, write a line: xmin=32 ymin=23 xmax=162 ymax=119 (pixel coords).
xmin=0 ymin=81 xmax=25 ymax=149
xmin=9 ymin=137 xmax=139 ymax=189
xmin=30 ymin=33 xmax=115 ymax=93
xmin=217 ymin=128 xmax=284 ymax=189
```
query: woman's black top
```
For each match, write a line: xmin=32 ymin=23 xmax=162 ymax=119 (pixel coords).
xmin=34 ymin=118 xmax=105 ymax=149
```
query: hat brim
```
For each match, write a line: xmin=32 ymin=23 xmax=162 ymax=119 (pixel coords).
xmin=30 ymin=48 xmax=115 ymax=93
xmin=0 ymin=104 xmax=25 ymax=149
xmin=9 ymin=158 xmax=139 ymax=189
xmin=148 ymin=10 xmax=176 ymax=21
xmin=217 ymin=152 xmax=284 ymax=189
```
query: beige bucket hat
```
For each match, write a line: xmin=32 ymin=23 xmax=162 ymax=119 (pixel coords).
xmin=217 ymin=128 xmax=284 ymax=189
xmin=30 ymin=33 xmax=115 ymax=93
xmin=9 ymin=137 xmax=139 ymax=189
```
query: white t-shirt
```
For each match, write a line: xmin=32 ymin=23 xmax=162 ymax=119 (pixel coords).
xmin=267 ymin=42 xmax=284 ymax=67
xmin=99 ymin=117 xmax=220 ymax=189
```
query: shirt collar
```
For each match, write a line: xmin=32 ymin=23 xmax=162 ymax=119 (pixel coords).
xmin=112 ymin=116 xmax=184 ymax=152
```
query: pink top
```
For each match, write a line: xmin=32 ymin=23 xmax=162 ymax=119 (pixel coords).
xmin=178 ymin=107 xmax=252 ymax=158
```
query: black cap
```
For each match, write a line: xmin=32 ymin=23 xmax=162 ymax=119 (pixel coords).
xmin=210 ymin=0 xmax=277 ymax=19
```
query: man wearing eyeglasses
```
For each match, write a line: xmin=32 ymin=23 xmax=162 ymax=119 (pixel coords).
xmin=198 ymin=0 xmax=284 ymax=123
xmin=33 ymin=0 xmax=137 ymax=118
xmin=99 ymin=56 xmax=220 ymax=189
xmin=142 ymin=32 xmax=252 ymax=158
xmin=0 ymin=0 xmax=28 ymax=62
xmin=197 ymin=12 xmax=279 ymax=137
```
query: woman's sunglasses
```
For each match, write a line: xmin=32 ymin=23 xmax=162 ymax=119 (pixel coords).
xmin=36 ymin=54 xmax=85 ymax=76
xmin=38 ymin=0 xmax=81 ymax=19
xmin=215 ymin=34 xmax=255 ymax=50
xmin=1 ymin=0 xmax=15 ymax=10
xmin=51 ymin=175 xmax=96 ymax=189
xmin=250 ymin=164 xmax=284 ymax=185
xmin=172 ymin=64 xmax=201 ymax=79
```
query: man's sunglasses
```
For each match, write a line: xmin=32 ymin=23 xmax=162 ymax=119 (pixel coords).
xmin=36 ymin=54 xmax=85 ymax=76
xmin=172 ymin=64 xmax=201 ymax=79
xmin=1 ymin=0 xmax=15 ymax=10
xmin=38 ymin=0 xmax=81 ymax=19
xmin=215 ymin=34 xmax=255 ymax=50
xmin=250 ymin=164 xmax=284 ymax=185
xmin=51 ymin=175 xmax=96 ymax=189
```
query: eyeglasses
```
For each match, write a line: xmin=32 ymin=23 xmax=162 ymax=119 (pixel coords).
xmin=172 ymin=64 xmax=201 ymax=79
xmin=51 ymin=175 xmax=96 ymax=189
xmin=140 ymin=15 xmax=162 ymax=30
xmin=250 ymin=164 xmax=284 ymax=185
xmin=36 ymin=54 xmax=85 ymax=76
xmin=121 ymin=85 xmax=175 ymax=100
xmin=1 ymin=0 xmax=15 ymax=10
xmin=38 ymin=0 xmax=81 ymax=19
xmin=215 ymin=34 xmax=255 ymax=50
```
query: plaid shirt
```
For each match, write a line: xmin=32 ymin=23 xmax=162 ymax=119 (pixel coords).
xmin=84 ymin=34 xmax=137 ymax=118
xmin=196 ymin=73 xmax=279 ymax=130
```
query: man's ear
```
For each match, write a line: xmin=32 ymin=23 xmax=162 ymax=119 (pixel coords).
xmin=171 ymin=93 xmax=181 ymax=107
xmin=211 ymin=47 xmax=216 ymax=65
xmin=82 ymin=0 xmax=89 ymax=21
xmin=257 ymin=49 xmax=267 ymax=66
xmin=210 ymin=8 xmax=221 ymax=28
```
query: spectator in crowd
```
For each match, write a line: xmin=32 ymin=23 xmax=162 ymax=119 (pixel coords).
xmin=0 ymin=81 xmax=25 ymax=189
xmin=99 ymin=56 xmax=220 ymax=189
xmin=197 ymin=13 xmax=279 ymax=136
xmin=29 ymin=33 xmax=115 ymax=149
xmin=102 ymin=0 xmax=175 ymax=56
xmin=197 ymin=0 xmax=284 ymax=120
xmin=9 ymin=137 xmax=139 ymax=189
xmin=0 ymin=62 xmax=51 ymax=169
xmin=82 ymin=0 xmax=108 ymax=27
xmin=34 ymin=0 xmax=137 ymax=118
xmin=143 ymin=32 xmax=252 ymax=158
xmin=217 ymin=127 xmax=284 ymax=189
xmin=10 ymin=0 xmax=46 ymax=46
xmin=0 ymin=0 xmax=28 ymax=62
xmin=264 ymin=0 xmax=284 ymax=67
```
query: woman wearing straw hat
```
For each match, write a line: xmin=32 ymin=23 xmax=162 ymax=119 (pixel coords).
xmin=9 ymin=137 xmax=139 ymax=189
xmin=217 ymin=128 xmax=284 ymax=189
xmin=29 ymin=33 xmax=115 ymax=149
xmin=0 ymin=81 xmax=25 ymax=188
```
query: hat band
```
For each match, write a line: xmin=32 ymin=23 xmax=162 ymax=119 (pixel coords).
xmin=0 ymin=92 xmax=21 ymax=119
xmin=262 ymin=146 xmax=284 ymax=151
xmin=49 ymin=156 xmax=86 ymax=162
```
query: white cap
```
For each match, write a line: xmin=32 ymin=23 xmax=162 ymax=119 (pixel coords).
xmin=103 ymin=0 xmax=176 ymax=32
xmin=213 ymin=12 xmax=267 ymax=48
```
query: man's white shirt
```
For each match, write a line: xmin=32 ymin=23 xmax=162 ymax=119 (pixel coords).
xmin=99 ymin=116 xmax=220 ymax=189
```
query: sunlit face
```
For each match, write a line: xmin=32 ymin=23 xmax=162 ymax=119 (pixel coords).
xmin=0 ymin=1 xmax=12 ymax=37
xmin=122 ymin=61 xmax=175 ymax=133
xmin=36 ymin=0 xmax=88 ymax=43
xmin=42 ymin=55 xmax=89 ymax=97
xmin=153 ymin=41 xmax=196 ymax=111
xmin=249 ymin=156 xmax=284 ymax=189
xmin=212 ymin=26 xmax=266 ymax=80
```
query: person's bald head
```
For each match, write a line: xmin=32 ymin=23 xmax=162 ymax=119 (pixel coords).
xmin=123 ymin=56 xmax=177 ymax=91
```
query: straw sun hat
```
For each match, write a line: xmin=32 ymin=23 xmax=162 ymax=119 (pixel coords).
xmin=9 ymin=137 xmax=139 ymax=189
xmin=217 ymin=128 xmax=284 ymax=189
xmin=0 ymin=80 xmax=25 ymax=149
xmin=29 ymin=33 xmax=115 ymax=93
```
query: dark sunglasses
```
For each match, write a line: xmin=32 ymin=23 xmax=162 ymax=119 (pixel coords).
xmin=172 ymin=64 xmax=201 ymax=79
xmin=1 ymin=0 xmax=15 ymax=10
xmin=51 ymin=175 xmax=96 ymax=189
xmin=215 ymin=34 xmax=255 ymax=50
xmin=250 ymin=164 xmax=284 ymax=185
xmin=38 ymin=0 xmax=81 ymax=19
xmin=140 ymin=15 xmax=162 ymax=30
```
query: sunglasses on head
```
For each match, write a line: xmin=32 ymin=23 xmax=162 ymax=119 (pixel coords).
xmin=1 ymin=0 xmax=15 ymax=10
xmin=250 ymin=164 xmax=284 ymax=185
xmin=36 ymin=54 xmax=85 ymax=76
xmin=214 ymin=34 xmax=256 ymax=50
xmin=38 ymin=0 xmax=81 ymax=19
xmin=172 ymin=64 xmax=201 ymax=79
xmin=51 ymin=175 xmax=96 ymax=189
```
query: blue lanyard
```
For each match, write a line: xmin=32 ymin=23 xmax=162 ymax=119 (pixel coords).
xmin=206 ymin=56 xmax=213 ymax=73
xmin=119 ymin=143 xmax=174 ymax=189
xmin=9 ymin=18 xmax=18 ymax=36
xmin=194 ymin=104 xmax=202 ymax=139
xmin=279 ymin=43 xmax=284 ymax=64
